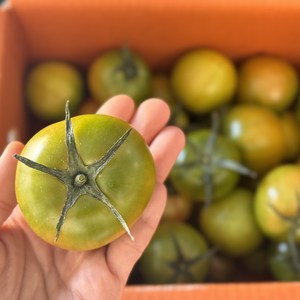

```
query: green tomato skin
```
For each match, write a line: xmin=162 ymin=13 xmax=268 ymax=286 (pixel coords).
xmin=170 ymin=129 xmax=241 ymax=202
xmin=223 ymin=104 xmax=286 ymax=175
xmin=15 ymin=114 xmax=155 ymax=251
xmin=254 ymin=164 xmax=300 ymax=243
xmin=171 ymin=49 xmax=237 ymax=114
xmin=200 ymin=188 xmax=264 ymax=257
xmin=268 ymin=241 xmax=300 ymax=281
xmin=88 ymin=49 xmax=151 ymax=104
xmin=237 ymin=55 xmax=299 ymax=112
xmin=25 ymin=61 xmax=84 ymax=121
xmin=139 ymin=222 xmax=209 ymax=284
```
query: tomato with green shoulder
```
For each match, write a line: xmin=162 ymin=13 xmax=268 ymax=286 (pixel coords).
xmin=254 ymin=164 xmax=300 ymax=243
xmin=14 ymin=104 xmax=155 ymax=250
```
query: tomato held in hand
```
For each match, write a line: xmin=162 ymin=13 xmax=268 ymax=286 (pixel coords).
xmin=15 ymin=105 xmax=155 ymax=250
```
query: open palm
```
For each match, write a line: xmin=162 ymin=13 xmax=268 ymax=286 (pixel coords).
xmin=0 ymin=95 xmax=185 ymax=300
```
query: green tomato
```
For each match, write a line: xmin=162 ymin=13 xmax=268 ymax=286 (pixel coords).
xmin=223 ymin=104 xmax=286 ymax=175
xmin=200 ymin=188 xmax=264 ymax=257
xmin=171 ymin=49 xmax=237 ymax=114
xmin=268 ymin=241 xmax=300 ymax=281
xmin=162 ymin=192 xmax=194 ymax=222
xmin=87 ymin=47 xmax=151 ymax=104
xmin=15 ymin=108 xmax=155 ymax=251
xmin=169 ymin=129 xmax=252 ymax=202
xmin=25 ymin=61 xmax=85 ymax=121
xmin=237 ymin=55 xmax=299 ymax=112
xmin=254 ymin=164 xmax=300 ymax=243
xmin=139 ymin=221 xmax=210 ymax=284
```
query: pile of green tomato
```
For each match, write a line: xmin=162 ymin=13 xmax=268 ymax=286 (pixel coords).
xmin=25 ymin=46 xmax=300 ymax=283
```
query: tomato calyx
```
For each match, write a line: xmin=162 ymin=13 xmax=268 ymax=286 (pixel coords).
xmin=115 ymin=46 xmax=138 ymax=81
xmin=180 ymin=112 xmax=257 ymax=206
xmin=14 ymin=102 xmax=134 ymax=242
xmin=167 ymin=233 xmax=217 ymax=282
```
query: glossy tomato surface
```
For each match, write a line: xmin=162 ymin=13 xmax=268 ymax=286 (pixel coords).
xmin=254 ymin=164 xmax=300 ymax=243
xmin=15 ymin=114 xmax=155 ymax=250
xmin=237 ymin=55 xmax=299 ymax=112
xmin=223 ymin=104 xmax=286 ymax=174
xmin=171 ymin=49 xmax=237 ymax=114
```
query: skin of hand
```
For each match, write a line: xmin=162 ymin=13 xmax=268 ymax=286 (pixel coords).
xmin=0 ymin=95 xmax=185 ymax=300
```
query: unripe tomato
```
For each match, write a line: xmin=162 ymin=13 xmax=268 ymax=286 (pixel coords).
xmin=139 ymin=222 xmax=210 ymax=283
xmin=268 ymin=241 xmax=300 ymax=281
xmin=279 ymin=112 xmax=300 ymax=162
xmin=15 ymin=111 xmax=155 ymax=250
xmin=237 ymin=55 xmax=299 ymax=112
xmin=169 ymin=129 xmax=248 ymax=202
xmin=223 ymin=104 xmax=286 ymax=174
xmin=171 ymin=49 xmax=237 ymax=114
xmin=254 ymin=164 xmax=300 ymax=243
xmin=200 ymin=188 xmax=264 ymax=257
xmin=87 ymin=48 xmax=151 ymax=104
xmin=162 ymin=193 xmax=194 ymax=222
xmin=25 ymin=61 xmax=85 ymax=121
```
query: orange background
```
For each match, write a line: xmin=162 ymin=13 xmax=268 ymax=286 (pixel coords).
xmin=0 ymin=1 xmax=300 ymax=298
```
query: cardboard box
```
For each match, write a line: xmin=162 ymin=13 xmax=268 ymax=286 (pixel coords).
xmin=1 ymin=0 xmax=300 ymax=299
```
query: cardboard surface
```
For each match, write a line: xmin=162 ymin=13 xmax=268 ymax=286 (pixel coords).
xmin=0 ymin=0 xmax=300 ymax=298
xmin=122 ymin=282 xmax=300 ymax=300
xmin=10 ymin=0 xmax=300 ymax=70
xmin=0 ymin=6 xmax=28 ymax=150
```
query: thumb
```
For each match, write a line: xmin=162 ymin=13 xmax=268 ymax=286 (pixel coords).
xmin=0 ymin=141 xmax=24 ymax=225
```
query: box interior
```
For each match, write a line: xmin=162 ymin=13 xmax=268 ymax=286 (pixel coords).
xmin=1 ymin=0 xmax=300 ymax=298
xmin=10 ymin=0 xmax=300 ymax=69
xmin=1 ymin=0 xmax=300 ymax=151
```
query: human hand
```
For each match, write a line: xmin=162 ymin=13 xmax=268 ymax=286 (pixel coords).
xmin=0 ymin=95 xmax=185 ymax=300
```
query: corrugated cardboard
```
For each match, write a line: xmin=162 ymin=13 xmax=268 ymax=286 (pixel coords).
xmin=1 ymin=0 xmax=300 ymax=298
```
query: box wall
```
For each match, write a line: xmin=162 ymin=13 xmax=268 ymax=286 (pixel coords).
xmin=122 ymin=282 xmax=300 ymax=300
xmin=0 ymin=6 xmax=28 ymax=150
xmin=11 ymin=0 xmax=300 ymax=71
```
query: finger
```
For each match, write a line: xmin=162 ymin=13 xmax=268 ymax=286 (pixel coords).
xmin=0 ymin=141 xmax=24 ymax=225
xmin=105 ymin=183 xmax=167 ymax=284
xmin=96 ymin=95 xmax=135 ymax=122
xmin=150 ymin=126 xmax=185 ymax=183
xmin=130 ymin=98 xmax=170 ymax=144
